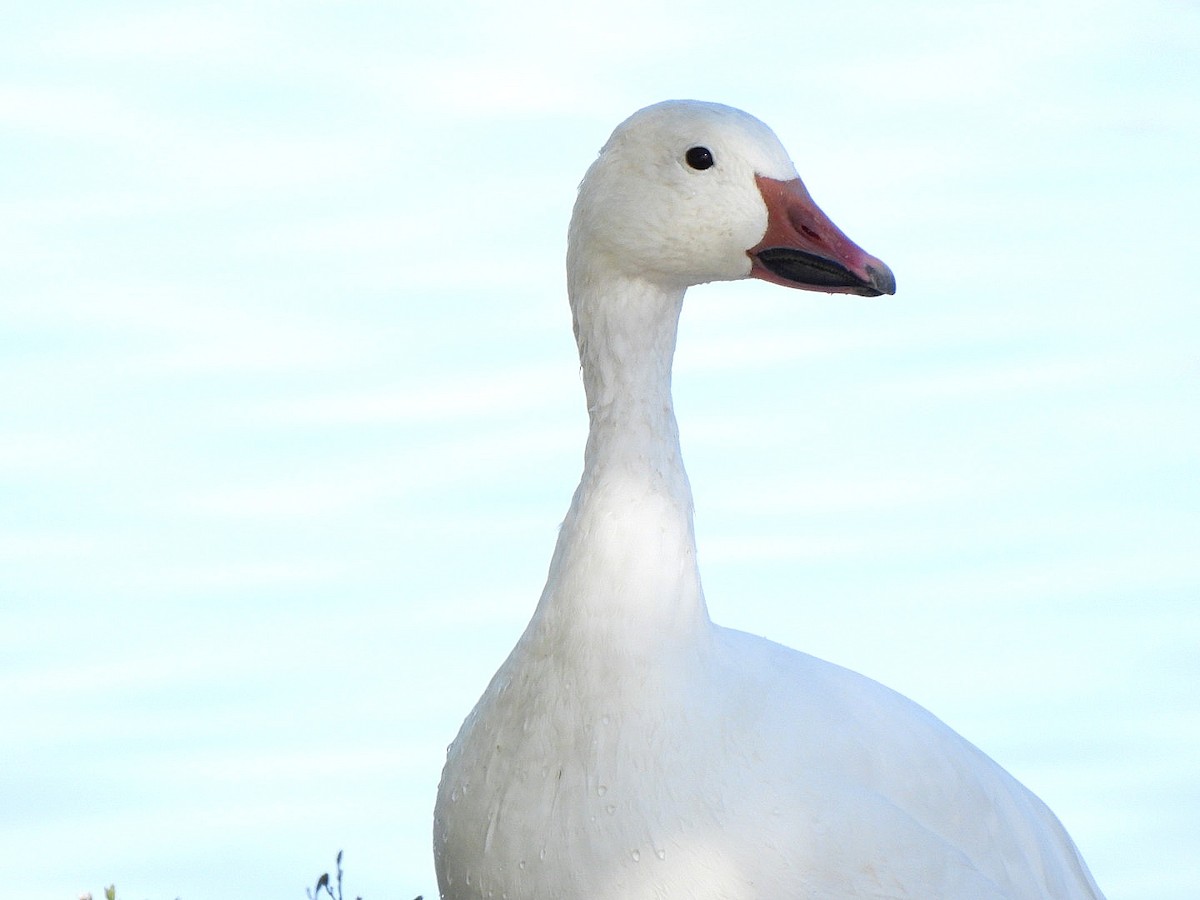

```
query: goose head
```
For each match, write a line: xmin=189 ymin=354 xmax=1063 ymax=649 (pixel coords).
xmin=567 ymin=99 xmax=895 ymax=297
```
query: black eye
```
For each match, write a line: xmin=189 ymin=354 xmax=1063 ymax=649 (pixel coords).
xmin=685 ymin=146 xmax=714 ymax=170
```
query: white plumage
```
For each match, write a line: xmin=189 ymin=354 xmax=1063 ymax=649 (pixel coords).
xmin=434 ymin=99 xmax=1105 ymax=899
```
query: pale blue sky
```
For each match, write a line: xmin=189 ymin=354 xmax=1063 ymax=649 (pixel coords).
xmin=2 ymin=2 xmax=1197 ymax=898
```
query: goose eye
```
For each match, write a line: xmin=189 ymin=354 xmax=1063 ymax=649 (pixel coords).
xmin=685 ymin=146 xmax=714 ymax=170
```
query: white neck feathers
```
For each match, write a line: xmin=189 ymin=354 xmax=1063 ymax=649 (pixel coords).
xmin=528 ymin=264 xmax=710 ymax=658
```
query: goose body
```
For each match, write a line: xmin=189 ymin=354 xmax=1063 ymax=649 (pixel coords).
xmin=434 ymin=100 xmax=1105 ymax=900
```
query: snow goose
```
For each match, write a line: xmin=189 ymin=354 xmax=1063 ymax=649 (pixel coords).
xmin=434 ymin=99 xmax=1105 ymax=900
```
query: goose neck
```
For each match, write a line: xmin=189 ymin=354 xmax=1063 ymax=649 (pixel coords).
xmin=524 ymin=269 xmax=710 ymax=650
xmin=572 ymin=272 xmax=686 ymax=476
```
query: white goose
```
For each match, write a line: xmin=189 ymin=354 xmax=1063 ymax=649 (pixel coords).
xmin=434 ymin=100 xmax=1105 ymax=900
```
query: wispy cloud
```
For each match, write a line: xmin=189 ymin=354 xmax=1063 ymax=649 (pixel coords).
xmin=252 ymin=364 xmax=575 ymax=426
xmin=43 ymin=6 xmax=254 ymax=63
xmin=877 ymin=356 xmax=1127 ymax=400
xmin=177 ymin=422 xmax=578 ymax=518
